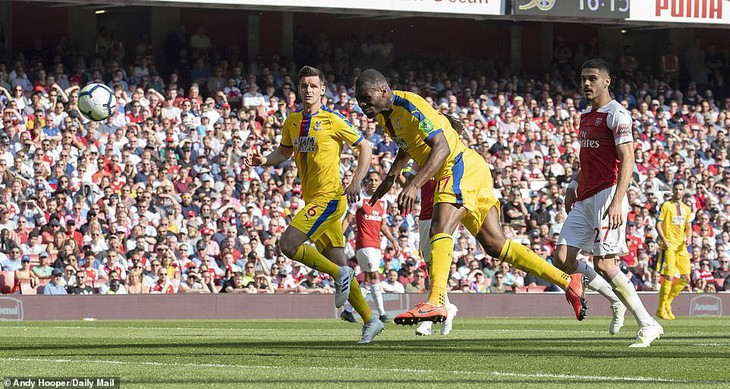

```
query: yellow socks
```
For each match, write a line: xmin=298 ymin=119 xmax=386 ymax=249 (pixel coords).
xmin=427 ymin=233 xmax=453 ymax=306
xmin=349 ymin=280 xmax=372 ymax=322
xmin=668 ymin=277 xmax=687 ymax=304
xmin=295 ymin=245 xmax=372 ymax=321
xmin=499 ymin=239 xmax=570 ymax=290
xmin=293 ymin=245 xmax=339 ymax=278
xmin=658 ymin=276 xmax=673 ymax=313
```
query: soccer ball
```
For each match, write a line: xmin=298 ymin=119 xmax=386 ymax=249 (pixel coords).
xmin=78 ymin=83 xmax=116 ymax=121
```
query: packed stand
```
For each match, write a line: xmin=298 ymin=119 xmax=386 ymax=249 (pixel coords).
xmin=0 ymin=27 xmax=728 ymax=296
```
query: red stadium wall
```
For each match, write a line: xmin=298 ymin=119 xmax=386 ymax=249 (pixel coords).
xmin=292 ymin=12 xmax=511 ymax=58
xmin=553 ymin=24 xmax=599 ymax=47
xmin=178 ymin=8 xmax=249 ymax=52
xmin=12 ymin=2 xmax=68 ymax=51
xmin=520 ymin=23 xmax=544 ymax=75
xmin=693 ymin=29 xmax=730 ymax=51
xmin=1 ymin=293 xmax=726 ymax=321
xmin=259 ymin=11 xmax=284 ymax=58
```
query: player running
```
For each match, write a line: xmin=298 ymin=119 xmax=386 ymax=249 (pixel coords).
xmin=341 ymin=170 xmax=400 ymax=323
xmin=355 ymin=69 xmax=586 ymax=326
xmin=245 ymin=66 xmax=383 ymax=343
xmin=553 ymin=58 xmax=663 ymax=348
xmin=655 ymin=180 xmax=691 ymax=320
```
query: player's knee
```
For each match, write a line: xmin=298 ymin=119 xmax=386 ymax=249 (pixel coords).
xmin=428 ymin=223 xmax=446 ymax=238
xmin=365 ymin=271 xmax=378 ymax=283
xmin=280 ymin=245 xmax=297 ymax=259
xmin=482 ymin=236 xmax=505 ymax=259
xmin=552 ymin=246 xmax=568 ymax=270
xmin=475 ymin=228 xmax=504 ymax=258
xmin=279 ymin=240 xmax=298 ymax=259
xmin=593 ymin=256 xmax=615 ymax=275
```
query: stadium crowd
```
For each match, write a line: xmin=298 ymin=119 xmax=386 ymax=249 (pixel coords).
xmin=0 ymin=26 xmax=729 ymax=296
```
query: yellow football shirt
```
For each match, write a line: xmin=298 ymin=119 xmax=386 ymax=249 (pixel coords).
xmin=657 ymin=200 xmax=691 ymax=250
xmin=375 ymin=90 xmax=466 ymax=177
xmin=281 ymin=106 xmax=363 ymax=203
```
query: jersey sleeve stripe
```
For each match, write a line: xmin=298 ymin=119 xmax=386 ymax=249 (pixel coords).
xmin=307 ymin=198 xmax=340 ymax=236
xmin=451 ymin=152 xmax=464 ymax=205
xmin=324 ymin=106 xmax=363 ymax=142
xmin=323 ymin=106 xmax=353 ymax=127
xmin=424 ymin=128 xmax=443 ymax=142
xmin=392 ymin=94 xmax=426 ymax=122
xmin=352 ymin=133 xmax=364 ymax=147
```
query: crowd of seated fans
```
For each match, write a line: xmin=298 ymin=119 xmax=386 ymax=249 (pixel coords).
xmin=0 ymin=26 xmax=728 ymax=296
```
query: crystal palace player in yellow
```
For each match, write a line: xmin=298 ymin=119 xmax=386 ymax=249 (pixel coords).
xmin=245 ymin=66 xmax=383 ymax=343
xmin=655 ymin=181 xmax=692 ymax=320
xmin=355 ymin=69 xmax=586 ymax=325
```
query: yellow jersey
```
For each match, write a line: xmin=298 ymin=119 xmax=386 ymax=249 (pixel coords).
xmin=375 ymin=90 xmax=466 ymax=178
xmin=657 ymin=200 xmax=691 ymax=250
xmin=281 ymin=105 xmax=363 ymax=203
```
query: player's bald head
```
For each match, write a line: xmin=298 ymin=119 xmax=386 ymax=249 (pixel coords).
xmin=356 ymin=69 xmax=389 ymax=91
xmin=355 ymin=69 xmax=392 ymax=118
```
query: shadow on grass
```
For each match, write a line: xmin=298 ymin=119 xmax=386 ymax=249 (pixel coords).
xmin=5 ymin=336 xmax=730 ymax=360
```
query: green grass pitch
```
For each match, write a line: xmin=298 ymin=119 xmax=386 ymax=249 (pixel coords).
xmin=0 ymin=317 xmax=728 ymax=388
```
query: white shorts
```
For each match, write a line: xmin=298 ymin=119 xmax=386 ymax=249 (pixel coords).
xmin=356 ymin=247 xmax=382 ymax=273
xmin=419 ymin=219 xmax=432 ymax=263
xmin=558 ymin=185 xmax=629 ymax=257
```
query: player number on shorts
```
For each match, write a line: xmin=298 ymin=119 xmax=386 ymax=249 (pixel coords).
xmin=593 ymin=226 xmax=610 ymax=243
xmin=438 ymin=176 xmax=451 ymax=192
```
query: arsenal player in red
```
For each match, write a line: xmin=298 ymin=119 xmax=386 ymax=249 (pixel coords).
xmin=553 ymin=58 xmax=663 ymax=348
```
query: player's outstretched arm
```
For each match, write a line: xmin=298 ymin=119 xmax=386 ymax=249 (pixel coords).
xmin=244 ymin=145 xmax=293 ymax=167
xmin=370 ymin=148 xmax=411 ymax=205
xmin=344 ymin=140 xmax=373 ymax=203
xmin=396 ymin=132 xmax=449 ymax=214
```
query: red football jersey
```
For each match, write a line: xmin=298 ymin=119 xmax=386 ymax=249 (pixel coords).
xmin=577 ymin=100 xmax=633 ymax=201
xmin=352 ymin=196 xmax=386 ymax=250
xmin=419 ymin=179 xmax=436 ymax=221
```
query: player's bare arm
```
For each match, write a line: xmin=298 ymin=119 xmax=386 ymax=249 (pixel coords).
xmin=380 ymin=217 xmax=400 ymax=256
xmin=370 ymin=148 xmax=410 ymax=205
xmin=342 ymin=212 xmax=354 ymax=232
xmin=244 ymin=144 xmax=293 ymax=167
xmin=655 ymin=219 xmax=669 ymax=249
xmin=344 ymin=140 xmax=373 ymax=204
xmin=397 ymin=131 xmax=450 ymax=214
xmin=603 ymin=141 xmax=634 ymax=230
xmin=565 ymin=169 xmax=580 ymax=212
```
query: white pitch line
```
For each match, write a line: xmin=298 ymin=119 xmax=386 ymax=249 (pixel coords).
xmin=693 ymin=343 xmax=730 ymax=346
xmin=0 ymin=357 xmax=704 ymax=384
xmin=0 ymin=326 xmax=280 ymax=331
